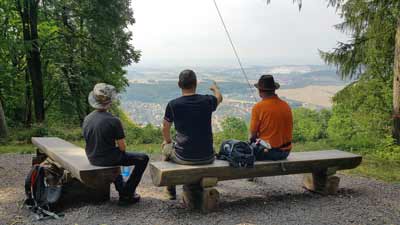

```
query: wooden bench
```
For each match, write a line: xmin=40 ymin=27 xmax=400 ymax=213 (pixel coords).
xmin=31 ymin=137 xmax=120 ymax=202
xmin=150 ymin=150 xmax=362 ymax=212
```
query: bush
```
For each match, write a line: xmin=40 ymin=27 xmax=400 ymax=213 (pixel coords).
xmin=327 ymin=79 xmax=392 ymax=150
xmin=48 ymin=126 xmax=83 ymax=141
xmin=137 ymin=124 xmax=163 ymax=144
xmin=372 ymin=136 xmax=400 ymax=161
xmin=292 ymin=108 xmax=331 ymax=142
xmin=215 ymin=117 xmax=248 ymax=147
xmin=13 ymin=124 xmax=49 ymax=143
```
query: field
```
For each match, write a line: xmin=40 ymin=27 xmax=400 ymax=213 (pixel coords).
xmin=277 ymin=85 xmax=345 ymax=108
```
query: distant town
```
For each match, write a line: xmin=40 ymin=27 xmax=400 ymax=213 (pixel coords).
xmin=121 ymin=65 xmax=349 ymax=129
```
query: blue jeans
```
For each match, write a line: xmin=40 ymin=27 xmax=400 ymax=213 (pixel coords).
xmin=257 ymin=148 xmax=290 ymax=161
xmin=114 ymin=152 xmax=149 ymax=197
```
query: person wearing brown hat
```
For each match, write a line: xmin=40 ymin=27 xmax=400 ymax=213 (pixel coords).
xmin=250 ymin=75 xmax=293 ymax=161
xmin=83 ymin=83 xmax=149 ymax=206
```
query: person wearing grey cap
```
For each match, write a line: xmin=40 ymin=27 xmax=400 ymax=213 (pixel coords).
xmin=83 ymin=83 xmax=149 ymax=206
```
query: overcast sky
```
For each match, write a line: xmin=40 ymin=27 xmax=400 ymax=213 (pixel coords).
xmin=129 ymin=0 xmax=348 ymax=68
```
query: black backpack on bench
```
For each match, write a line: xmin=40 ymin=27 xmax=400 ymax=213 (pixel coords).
xmin=217 ymin=139 xmax=255 ymax=168
xmin=24 ymin=165 xmax=63 ymax=220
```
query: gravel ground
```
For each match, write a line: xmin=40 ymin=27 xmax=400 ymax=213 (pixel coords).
xmin=0 ymin=153 xmax=399 ymax=225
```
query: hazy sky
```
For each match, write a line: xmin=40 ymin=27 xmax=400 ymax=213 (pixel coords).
xmin=129 ymin=0 xmax=348 ymax=67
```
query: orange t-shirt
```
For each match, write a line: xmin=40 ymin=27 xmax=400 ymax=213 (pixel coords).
xmin=250 ymin=95 xmax=293 ymax=151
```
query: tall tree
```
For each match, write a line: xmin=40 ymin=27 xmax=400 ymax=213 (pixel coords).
xmin=1 ymin=0 xmax=140 ymax=127
xmin=269 ymin=0 xmax=400 ymax=143
xmin=16 ymin=0 xmax=45 ymax=123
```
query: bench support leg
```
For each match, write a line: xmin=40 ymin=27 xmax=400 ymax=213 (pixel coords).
xmin=32 ymin=148 xmax=47 ymax=165
xmin=182 ymin=182 xmax=219 ymax=213
xmin=303 ymin=168 xmax=340 ymax=195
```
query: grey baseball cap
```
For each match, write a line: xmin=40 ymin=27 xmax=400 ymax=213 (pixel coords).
xmin=88 ymin=83 xmax=117 ymax=110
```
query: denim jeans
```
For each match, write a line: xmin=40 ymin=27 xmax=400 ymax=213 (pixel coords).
xmin=113 ymin=152 xmax=149 ymax=197
xmin=257 ymin=148 xmax=290 ymax=161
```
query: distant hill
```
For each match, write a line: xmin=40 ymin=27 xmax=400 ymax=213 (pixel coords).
xmin=121 ymin=65 xmax=350 ymax=126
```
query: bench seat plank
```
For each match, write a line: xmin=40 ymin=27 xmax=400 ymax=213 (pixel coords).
xmin=32 ymin=137 xmax=119 ymax=187
xmin=150 ymin=150 xmax=362 ymax=186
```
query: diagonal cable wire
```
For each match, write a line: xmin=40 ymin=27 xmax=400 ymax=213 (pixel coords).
xmin=212 ymin=0 xmax=258 ymax=102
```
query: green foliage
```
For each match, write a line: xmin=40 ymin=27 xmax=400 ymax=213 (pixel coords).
xmin=373 ymin=136 xmax=400 ymax=161
xmin=292 ymin=108 xmax=331 ymax=142
xmin=221 ymin=117 xmax=248 ymax=139
xmin=292 ymin=140 xmax=333 ymax=152
xmin=3 ymin=106 xmax=163 ymax=146
xmin=327 ymin=78 xmax=392 ymax=150
xmin=319 ymin=0 xmax=398 ymax=81
xmin=111 ymin=106 xmax=163 ymax=145
xmin=0 ymin=0 xmax=141 ymax=126
xmin=214 ymin=117 xmax=248 ymax=147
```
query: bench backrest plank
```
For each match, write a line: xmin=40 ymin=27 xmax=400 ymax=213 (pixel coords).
xmin=150 ymin=150 xmax=362 ymax=186
xmin=32 ymin=137 xmax=119 ymax=187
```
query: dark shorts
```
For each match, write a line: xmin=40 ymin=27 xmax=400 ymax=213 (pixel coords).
xmin=163 ymin=143 xmax=215 ymax=165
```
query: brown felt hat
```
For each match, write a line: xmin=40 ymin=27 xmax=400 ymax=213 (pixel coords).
xmin=254 ymin=74 xmax=280 ymax=91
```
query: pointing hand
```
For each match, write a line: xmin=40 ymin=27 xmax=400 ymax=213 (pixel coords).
xmin=210 ymin=81 xmax=219 ymax=91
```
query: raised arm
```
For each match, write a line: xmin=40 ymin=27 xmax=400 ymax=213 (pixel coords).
xmin=210 ymin=81 xmax=223 ymax=106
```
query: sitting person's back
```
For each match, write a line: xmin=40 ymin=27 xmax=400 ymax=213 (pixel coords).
xmin=250 ymin=75 xmax=293 ymax=160
xmin=162 ymin=69 xmax=223 ymax=199
xmin=165 ymin=94 xmax=216 ymax=162
xmin=83 ymin=110 xmax=125 ymax=166
xmin=83 ymin=83 xmax=149 ymax=206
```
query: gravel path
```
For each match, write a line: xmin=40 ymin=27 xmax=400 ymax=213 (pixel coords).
xmin=0 ymin=153 xmax=399 ymax=225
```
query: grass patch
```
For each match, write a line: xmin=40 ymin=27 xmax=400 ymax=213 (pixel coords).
xmin=0 ymin=142 xmax=161 ymax=155
xmin=343 ymin=155 xmax=400 ymax=183
xmin=130 ymin=144 xmax=161 ymax=154
xmin=293 ymin=140 xmax=334 ymax=152
xmin=0 ymin=143 xmax=34 ymax=154
xmin=293 ymin=140 xmax=400 ymax=183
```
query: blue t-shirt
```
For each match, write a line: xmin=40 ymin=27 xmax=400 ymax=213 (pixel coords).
xmin=164 ymin=94 xmax=218 ymax=162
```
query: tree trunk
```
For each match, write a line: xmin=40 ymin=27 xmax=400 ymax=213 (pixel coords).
xmin=28 ymin=0 xmax=45 ymax=122
xmin=0 ymin=100 xmax=8 ymax=138
xmin=18 ymin=0 xmax=45 ymax=123
xmin=393 ymin=18 xmax=400 ymax=144
xmin=25 ymin=69 xmax=32 ymax=127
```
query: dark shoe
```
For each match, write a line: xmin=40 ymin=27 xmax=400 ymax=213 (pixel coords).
xmin=164 ymin=186 xmax=177 ymax=200
xmin=118 ymin=193 xmax=141 ymax=206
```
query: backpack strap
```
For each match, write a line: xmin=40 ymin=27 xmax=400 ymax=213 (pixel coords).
xmin=25 ymin=165 xmax=41 ymax=203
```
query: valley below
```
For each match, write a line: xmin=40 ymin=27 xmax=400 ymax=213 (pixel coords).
xmin=121 ymin=65 xmax=349 ymax=128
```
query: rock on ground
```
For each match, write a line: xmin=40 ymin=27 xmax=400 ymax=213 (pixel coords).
xmin=0 ymin=153 xmax=399 ymax=225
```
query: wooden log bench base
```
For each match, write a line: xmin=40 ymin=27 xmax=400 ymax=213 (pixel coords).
xmin=31 ymin=137 xmax=120 ymax=203
xmin=150 ymin=150 xmax=362 ymax=212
